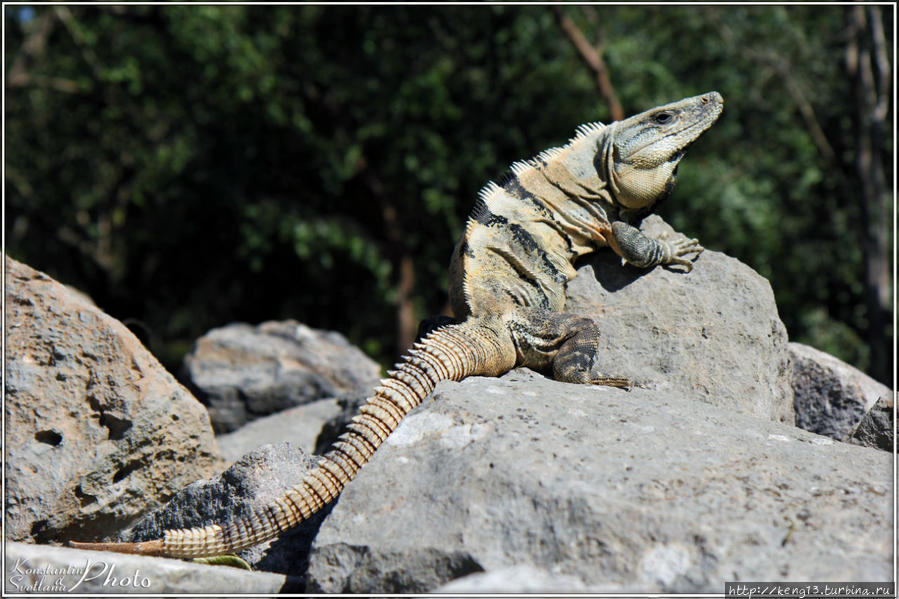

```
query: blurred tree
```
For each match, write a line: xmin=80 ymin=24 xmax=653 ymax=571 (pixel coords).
xmin=845 ymin=4 xmax=892 ymax=386
xmin=4 ymin=5 xmax=892 ymax=383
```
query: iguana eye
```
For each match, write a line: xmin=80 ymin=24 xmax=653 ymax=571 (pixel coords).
xmin=654 ymin=112 xmax=673 ymax=124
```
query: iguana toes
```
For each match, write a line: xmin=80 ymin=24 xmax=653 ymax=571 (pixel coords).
xmin=70 ymin=91 xmax=723 ymax=558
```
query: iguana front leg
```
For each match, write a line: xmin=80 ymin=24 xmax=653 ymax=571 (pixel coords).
xmin=609 ymin=221 xmax=703 ymax=271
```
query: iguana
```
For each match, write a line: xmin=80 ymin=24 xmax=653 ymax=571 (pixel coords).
xmin=70 ymin=91 xmax=723 ymax=558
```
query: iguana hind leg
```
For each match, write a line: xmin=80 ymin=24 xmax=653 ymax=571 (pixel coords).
xmin=506 ymin=307 xmax=631 ymax=388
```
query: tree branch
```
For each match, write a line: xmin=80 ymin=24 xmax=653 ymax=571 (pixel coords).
xmin=553 ymin=6 xmax=624 ymax=122
xmin=54 ymin=6 xmax=103 ymax=76
xmin=7 ymin=9 xmax=57 ymax=87
xmin=866 ymin=5 xmax=891 ymax=123
xmin=711 ymin=12 xmax=836 ymax=163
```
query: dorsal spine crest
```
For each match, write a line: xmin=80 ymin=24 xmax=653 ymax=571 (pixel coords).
xmin=574 ymin=121 xmax=605 ymax=138
xmin=490 ymin=120 xmax=609 ymax=188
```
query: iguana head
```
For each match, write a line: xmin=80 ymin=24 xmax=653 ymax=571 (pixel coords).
xmin=602 ymin=91 xmax=723 ymax=212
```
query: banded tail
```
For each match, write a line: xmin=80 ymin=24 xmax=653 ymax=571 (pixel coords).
xmin=70 ymin=319 xmax=515 ymax=558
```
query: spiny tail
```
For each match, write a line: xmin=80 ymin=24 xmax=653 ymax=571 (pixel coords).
xmin=70 ymin=320 xmax=513 ymax=558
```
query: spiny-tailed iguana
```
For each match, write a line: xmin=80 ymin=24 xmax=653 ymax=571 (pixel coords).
xmin=70 ymin=91 xmax=723 ymax=558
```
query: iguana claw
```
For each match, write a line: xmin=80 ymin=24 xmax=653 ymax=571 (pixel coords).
xmin=658 ymin=233 xmax=704 ymax=271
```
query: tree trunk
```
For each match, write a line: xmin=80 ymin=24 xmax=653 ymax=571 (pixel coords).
xmin=846 ymin=5 xmax=892 ymax=384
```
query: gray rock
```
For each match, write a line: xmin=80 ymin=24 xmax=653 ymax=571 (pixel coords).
xmin=216 ymin=398 xmax=341 ymax=463
xmin=434 ymin=564 xmax=588 ymax=593
xmin=4 ymin=257 xmax=221 ymax=545
xmin=306 ymin=370 xmax=892 ymax=593
xmin=183 ymin=320 xmax=381 ymax=433
xmin=4 ymin=541 xmax=296 ymax=594
xmin=566 ymin=215 xmax=794 ymax=424
xmin=847 ymin=396 xmax=894 ymax=452
xmin=120 ymin=442 xmax=326 ymax=575
xmin=314 ymin=390 xmax=370 ymax=454
xmin=789 ymin=342 xmax=892 ymax=440
xmin=309 ymin=546 xmax=483 ymax=594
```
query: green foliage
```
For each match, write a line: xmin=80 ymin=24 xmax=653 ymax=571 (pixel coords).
xmin=5 ymin=5 xmax=891 ymax=381
xmin=191 ymin=554 xmax=253 ymax=570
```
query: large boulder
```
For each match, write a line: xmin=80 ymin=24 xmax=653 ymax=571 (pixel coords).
xmin=306 ymin=370 xmax=892 ymax=593
xmin=847 ymin=396 xmax=894 ymax=452
xmin=215 ymin=398 xmax=341 ymax=463
xmin=788 ymin=341 xmax=892 ymax=442
xmin=565 ymin=215 xmax=794 ymax=424
xmin=183 ymin=321 xmax=381 ymax=433
xmin=4 ymin=256 xmax=221 ymax=546
xmin=434 ymin=565 xmax=588 ymax=593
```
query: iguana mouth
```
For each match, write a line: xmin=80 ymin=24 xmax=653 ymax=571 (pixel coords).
xmin=665 ymin=114 xmax=715 ymax=155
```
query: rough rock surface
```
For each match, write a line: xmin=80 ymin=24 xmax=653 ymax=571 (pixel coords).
xmin=789 ymin=342 xmax=892 ymax=441
xmin=433 ymin=564 xmax=588 ymax=593
xmin=5 ymin=541 xmax=296 ymax=594
xmin=306 ymin=370 xmax=892 ymax=593
xmin=120 ymin=443 xmax=327 ymax=574
xmin=4 ymin=256 xmax=220 ymax=545
xmin=183 ymin=320 xmax=381 ymax=433
xmin=314 ymin=390 xmax=370 ymax=454
xmin=216 ymin=398 xmax=341 ymax=463
xmin=847 ymin=396 xmax=894 ymax=452
xmin=565 ymin=215 xmax=794 ymax=424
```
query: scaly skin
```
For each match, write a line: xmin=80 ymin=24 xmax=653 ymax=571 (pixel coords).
xmin=70 ymin=91 xmax=723 ymax=558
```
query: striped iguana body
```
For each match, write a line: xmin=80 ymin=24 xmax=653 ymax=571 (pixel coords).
xmin=71 ymin=91 xmax=723 ymax=558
